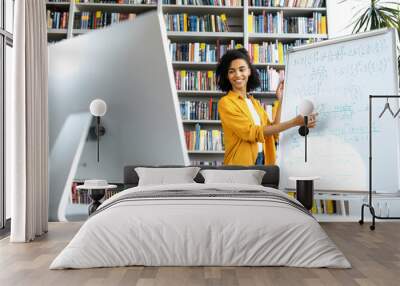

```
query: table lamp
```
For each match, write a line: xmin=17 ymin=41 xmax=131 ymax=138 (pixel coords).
xmin=298 ymin=99 xmax=314 ymax=162
xmin=89 ymin=99 xmax=107 ymax=162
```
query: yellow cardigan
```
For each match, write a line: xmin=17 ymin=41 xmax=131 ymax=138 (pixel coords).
xmin=218 ymin=90 xmax=278 ymax=166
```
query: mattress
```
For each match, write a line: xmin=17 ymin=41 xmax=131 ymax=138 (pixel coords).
xmin=50 ymin=183 xmax=351 ymax=269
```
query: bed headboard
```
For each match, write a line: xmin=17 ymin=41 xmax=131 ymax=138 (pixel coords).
xmin=124 ymin=165 xmax=280 ymax=189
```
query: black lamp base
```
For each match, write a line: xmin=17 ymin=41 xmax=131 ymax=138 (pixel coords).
xmin=298 ymin=126 xmax=309 ymax=136
xmin=88 ymin=189 xmax=105 ymax=215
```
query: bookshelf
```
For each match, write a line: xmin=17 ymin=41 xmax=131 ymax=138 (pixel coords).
xmin=46 ymin=1 xmax=158 ymax=43
xmin=163 ymin=0 xmax=328 ymax=165
xmin=47 ymin=1 xmax=328 ymax=166
xmin=286 ymin=189 xmax=400 ymax=222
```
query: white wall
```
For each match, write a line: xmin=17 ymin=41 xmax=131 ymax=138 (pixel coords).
xmin=327 ymin=0 xmax=399 ymax=38
xmin=327 ymin=0 xmax=370 ymax=38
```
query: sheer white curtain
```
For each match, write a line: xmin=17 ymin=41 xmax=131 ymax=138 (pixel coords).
xmin=7 ymin=0 xmax=49 ymax=242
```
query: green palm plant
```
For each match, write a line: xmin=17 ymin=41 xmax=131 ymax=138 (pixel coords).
xmin=341 ymin=0 xmax=399 ymax=70
xmin=350 ymin=0 xmax=399 ymax=33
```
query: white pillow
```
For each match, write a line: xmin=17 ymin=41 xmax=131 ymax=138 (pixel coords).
xmin=200 ymin=169 xmax=266 ymax=185
xmin=135 ymin=167 xmax=200 ymax=186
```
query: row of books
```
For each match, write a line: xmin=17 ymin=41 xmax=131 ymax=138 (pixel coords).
xmin=248 ymin=39 xmax=317 ymax=64
xmin=190 ymin=160 xmax=224 ymax=166
xmin=72 ymin=190 xmax=91 ymax=204
xmin=256 ymin=68 xmax=284 ymax=92
xmin=248 ymin=41 xmax=287 ymax=64
xmin=285 ymin=12 xmax=326 ymax=34
xmin=248 ymin=11 xmax=326 ymax=34
xmin=311 ymin=199 xmax=349 ymax=215
xmin=287 ymin=192 xmax=349 ymax=215
xmin=169 ymin=40 xmax=309 ymax=65
xmin=180 ymin=99 xmax=274 ymax=121
xmin=169 ymin=40 xmax=241 ymax=63
xmin=249 ymin=0 xmax=324 ymax=8
xmin=175 ymin=70 xmax=217 ymax=91
xmin=185 ymin=124 xmax=224 ymax=151
xmin=163 ymin=0 xmax=242 ymax=5
xmin=164 ymin=13 xmax=230 ymax=32
xmin=50 ymin=0 xmax=323 ymax=6
xmin=73 ymin=11 xmax=135 ymax=29
xmin=71 ymin=183 xmax=91 ymax=204
xmin=71 ymin=189 xmax=119 ymax=204
xmin=104 ymin=189 xmax=120 ymax=200
xmin=180 ymin=100 xmax=219 ymax=120
xmin=47 ymin=11 xmax=69 ymax=29
xmin=73 ymin=0 xmax=156 ymax=3
xmin=174 ymin=68 xmax=283 ymax=92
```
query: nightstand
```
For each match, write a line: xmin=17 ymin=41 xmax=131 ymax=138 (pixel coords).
xmin=76 ymin=180 xmax=117 ymax=215
xmin=289 ymin=176 xmax=320 ymax=210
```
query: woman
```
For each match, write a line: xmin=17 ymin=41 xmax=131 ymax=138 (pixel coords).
xmin=216 ymin=48 xmax=317 ymax=166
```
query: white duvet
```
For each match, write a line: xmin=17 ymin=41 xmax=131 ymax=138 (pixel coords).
xmin=50 ymin=183 xmax=351 ymax=269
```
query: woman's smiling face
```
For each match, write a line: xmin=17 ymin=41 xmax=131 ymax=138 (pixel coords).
xmin=227 ymin=58 xmax=251 ymax=92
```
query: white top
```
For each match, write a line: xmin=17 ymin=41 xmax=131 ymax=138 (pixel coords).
xmin=245 ymin=97 xmax=263 ymax=153
xmin=76 ymin=184 xmax=117 ymax=190
xmin=289 ymin=176 xmax=320 ymax=181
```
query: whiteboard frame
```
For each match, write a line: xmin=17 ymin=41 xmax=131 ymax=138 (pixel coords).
xmin=288 ymin=28 xmax=398 ymax=54
xmin=281 ymin=28 xmax=399 ymax=192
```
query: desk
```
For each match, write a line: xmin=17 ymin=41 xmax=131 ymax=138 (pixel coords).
xmin=289 ymin=176 xmax=320 ymax=210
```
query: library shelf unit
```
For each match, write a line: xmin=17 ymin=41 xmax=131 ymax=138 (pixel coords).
xmin=182 ymin=120 xmax=222 ymax=124
xmin=46 ymin=1 xmax=158 ymax=43
xmin=283 ymin=186 xmax=400 ymax=222
xmin=46 ymin=1 xmax=71 ymax=42
xmin=48 ymin=2 xmax=340 ymax=212
xmin=167 ymin=31 xmax=244 ymax=41
xmin=164 ymin=1 xmax=328 ymax=165
xmin=74 ymin=2 xmax=157 ymax=13
xmin=188 ymin=150 xmax=225 ymax=154
xmin=47 ymin=1 xmax=329 ymax=165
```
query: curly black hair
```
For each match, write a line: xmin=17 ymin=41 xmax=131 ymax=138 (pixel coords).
xmin=216 ymin=48 xmax=260 ymax=92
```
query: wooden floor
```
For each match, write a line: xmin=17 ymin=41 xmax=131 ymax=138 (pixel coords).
xmin=0 ymin=222 xmax=399 ymax=286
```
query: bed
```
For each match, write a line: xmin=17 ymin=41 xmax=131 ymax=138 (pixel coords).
xmin=50 ymin=165 xmax=351 ymax=269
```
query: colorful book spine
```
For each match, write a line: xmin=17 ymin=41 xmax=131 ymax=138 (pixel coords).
xmin=248 ymin=12 xmax=326 ymax=34
xmin=180 ymin=100 xmax=219 ymax=120
xmin=73 ymin=11 xmax=136 ymax=29
xmin=164 ymin=13 xmax=230 ymax=32
xmin=163 ymin=0 xmax=242 ymax=6
xmin=190 ymin=160 xmax=224 ymax=166
xmin=175 ymin=70 xmax=217 ymax=91
xmin=249 ymin=0 xmax=324 ymax=8
xmin=256 ymin=68 xmax=284 ymax=92
xmin=47 ymin=11 xmax=69 ymax=29
xmin=169 ymin=40 xmax=241 ymax=62
xmin=185 ymin=124 xmax=224 ymax=151
xmin=74 ymin=0 xmax=157 ymax=3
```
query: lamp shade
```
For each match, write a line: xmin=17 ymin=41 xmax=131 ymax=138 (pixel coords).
xmin=299 ymin=99 xmax=314 ymax=116
xmin=89 ymin=99 xmax=107 ymax=117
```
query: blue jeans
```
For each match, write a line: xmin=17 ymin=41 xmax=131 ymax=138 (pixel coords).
xmin=255 ymin=152 xmax=264 ymax=165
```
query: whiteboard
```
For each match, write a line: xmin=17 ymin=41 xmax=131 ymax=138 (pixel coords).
xmin=279 ymin=28 xmax=399 ymax=193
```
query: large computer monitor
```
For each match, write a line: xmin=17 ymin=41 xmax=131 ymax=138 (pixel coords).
xmin=48 ymin=11 xmax=188 ymax=220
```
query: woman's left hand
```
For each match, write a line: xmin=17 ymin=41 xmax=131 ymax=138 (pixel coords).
xmin=307 ymin=113 xmax=318 ymax=128
xmin=276 ymin=81 xmax=284 ymax=101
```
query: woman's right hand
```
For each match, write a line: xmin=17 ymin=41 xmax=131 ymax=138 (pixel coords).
xmin=293 ymin=113 xmax=318 ymax=128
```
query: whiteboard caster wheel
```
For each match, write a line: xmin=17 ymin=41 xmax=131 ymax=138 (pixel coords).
xmin=358 ymin=220 xmax=363 ymax=225
xmin=370 ymin=225 xmax=375 ymax=231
